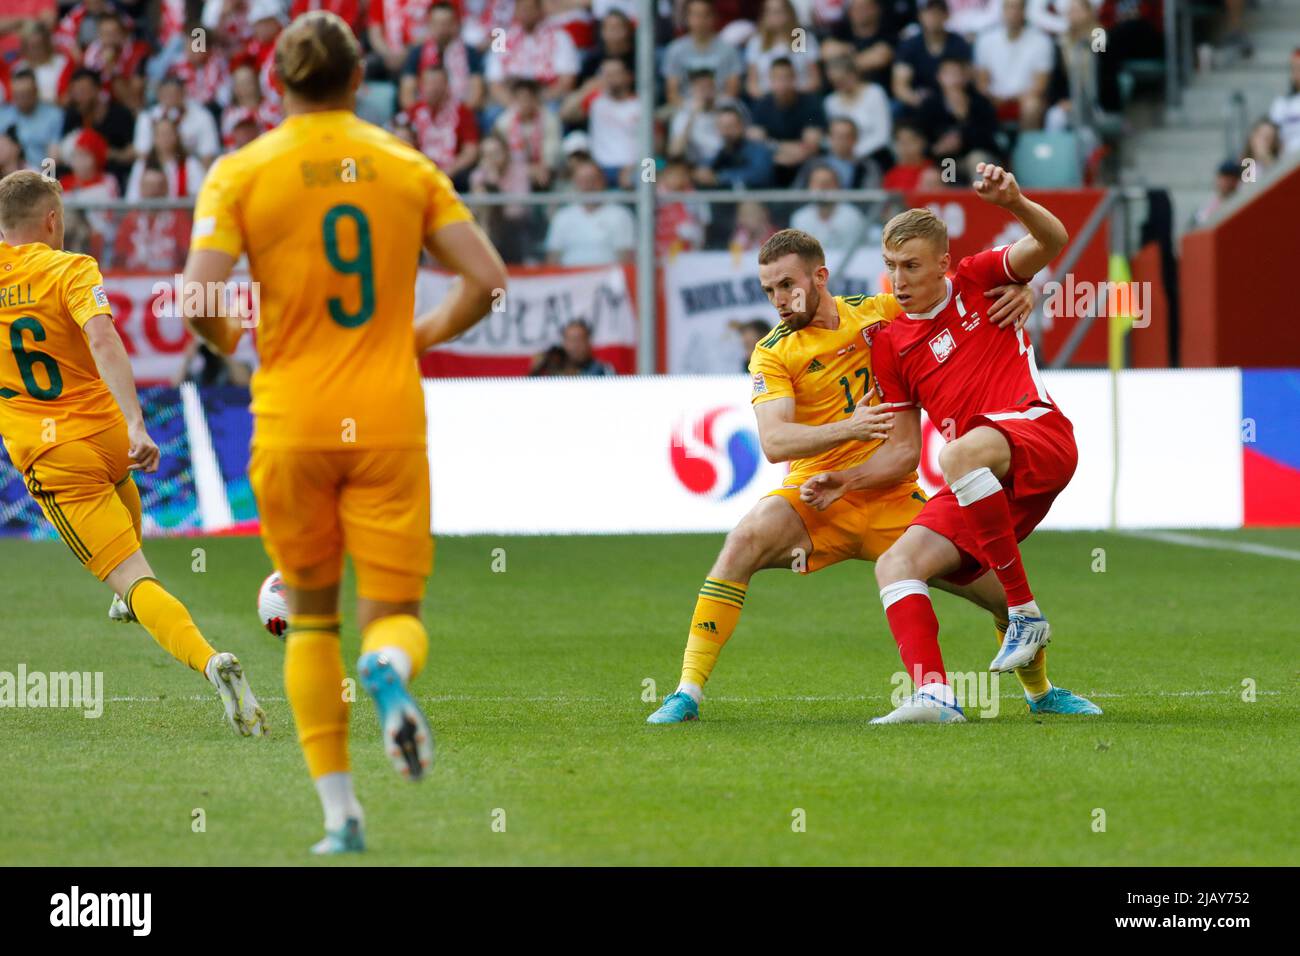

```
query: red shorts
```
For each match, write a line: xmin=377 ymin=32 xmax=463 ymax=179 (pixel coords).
xmin=915 ymin=404 xmax=1078 ymax=585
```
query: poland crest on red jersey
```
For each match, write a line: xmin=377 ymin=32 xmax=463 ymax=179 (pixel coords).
xmin=929 ymin=329 xmax=956 ymax=363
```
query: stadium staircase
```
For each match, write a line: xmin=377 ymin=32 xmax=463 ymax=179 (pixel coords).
xmin=1119 ymin=0 xmax=1300 ymax=234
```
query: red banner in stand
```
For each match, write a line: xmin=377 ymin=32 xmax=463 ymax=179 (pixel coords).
xmin=102 ymin=264 xmax=640 ymax=383
xmin=416 ymin=263 xmax=639 ymax=377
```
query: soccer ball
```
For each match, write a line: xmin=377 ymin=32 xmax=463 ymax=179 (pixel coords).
xmin=257 ymin=571 xmax=288 ymax=639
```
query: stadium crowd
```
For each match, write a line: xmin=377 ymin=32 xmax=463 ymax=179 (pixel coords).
xmin=0 ymin=0 xmax=1176 ymax=272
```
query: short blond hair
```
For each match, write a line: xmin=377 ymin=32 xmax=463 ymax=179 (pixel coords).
xmin=882 ymin=208 xmax=948 ymax=254
xmin=0 ymin=170 xmax=62 ymax=232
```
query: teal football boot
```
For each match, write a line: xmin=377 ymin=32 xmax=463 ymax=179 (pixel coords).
xmin=646 ymin=690 xmax=699 ymax=724
xmin=310 ymin=818 xmax=365 ymax=856
xmin=358 ymin=651 xmax=434 ymax=781
xmin=1027 ymin=686 xmax=1103 ymax=715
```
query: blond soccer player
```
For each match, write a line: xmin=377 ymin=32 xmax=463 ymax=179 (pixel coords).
xmin=182 ymin=11 xmax=507 ymax=854
xmin=0 ymin=170 xmax=267 ymax=736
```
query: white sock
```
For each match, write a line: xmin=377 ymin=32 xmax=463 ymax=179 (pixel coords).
xmin=376 ymin=647 xmax=412 ymax=684
xmin=918 ymin=680 xmax=955 ymax=707
xmin=951 ymin=466 xmax=1002 ymax=506
xmin=879 ymin=578 xmax=930 ymax=609
xmin=315 ymin=772 xmax=363 ymax=830
xmin=1009 ymin=601 xmax=1041 ymax=619
xmin=676 ymin=681 xmax=703 ymax=704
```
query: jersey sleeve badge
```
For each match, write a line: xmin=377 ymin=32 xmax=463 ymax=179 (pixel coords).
xmin=92 ymin=284 xmax=109 ymax=309
xmin=752 ymin=372 xmax=768 ymax=396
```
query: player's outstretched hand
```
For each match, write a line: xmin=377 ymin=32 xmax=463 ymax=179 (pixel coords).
xmin=973 ymin=162 xmax=1021 ymax=207
xmin=127 ymin=424 xmax=160 ymax=473
xmin=844 ymin=388 xmax=894 ymax=442
xmin=986 ymin=282 xmax=1036 ymax=330
xmin=800 ymin=472 xmax=847 ymax=512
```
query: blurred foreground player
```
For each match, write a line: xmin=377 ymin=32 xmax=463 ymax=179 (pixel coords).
xmin=183 ymin=12 xmax=507 ymax=853
xmin=0 ymin=170 xmax=267 ymax=737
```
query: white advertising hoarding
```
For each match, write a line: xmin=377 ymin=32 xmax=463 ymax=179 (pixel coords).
xmin=425 ymin=375 xmax=789 ymax=534
xmin=424 ymin=369 xmax=1244 ymax=535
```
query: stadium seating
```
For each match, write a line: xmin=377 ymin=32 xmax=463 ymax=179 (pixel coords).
xmin=1012 ymin=131 xmax=1083 ymax=189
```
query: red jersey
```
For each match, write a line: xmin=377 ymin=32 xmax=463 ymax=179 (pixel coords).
xmin=405 ymin=99 xmax=478 ymax=168
xmin=113 ymin=209 xmax=192 ymax=271
xmin=174 ymin=54 xmax=229 ymax=106
xmin=369 ymin=0 xmax=434 ymax=50
xmin=872 ymin=245 xmax=1055 ymax=436
xmin=291 ymin=0 xmax=363 ymax=35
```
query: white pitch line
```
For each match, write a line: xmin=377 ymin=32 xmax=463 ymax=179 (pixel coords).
xmin=1124 ymin=530 xmax=1300 ymax=562
xmin=106 ymin=689 xmax=1281 ymax=704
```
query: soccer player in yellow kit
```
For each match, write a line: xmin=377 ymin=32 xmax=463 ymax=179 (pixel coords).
xmin=182 ymin=11 xmax=507 ymax=854
xmin=0 ymin=170 xmax=267 ymax=736
xmin=648 ymin=228 xmax=1046 ymax=723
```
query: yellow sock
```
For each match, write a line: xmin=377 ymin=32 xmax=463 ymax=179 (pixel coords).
xmin=360 ymin=614 xmax=429 ymax=682
xmin=115 ymin=475 xmax=143 ymax=545
xmin=995 ymin=620 xmax=1051 ymax=698
xmin=124 ymin=577 xmax=216 ymax=672
xmin=680 ymin=577 xmax=747 ymax=690
xmin=285 ymin=615 xmax=350 ymax=778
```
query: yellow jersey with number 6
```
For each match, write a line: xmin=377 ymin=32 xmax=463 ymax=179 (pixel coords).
xmin=748 ymin=292 xmax=910 ymax=485
xmin=0 ymin=242 xmax=121 ymax=473
xmin=190 ymin=109 xmax=473 ymax=450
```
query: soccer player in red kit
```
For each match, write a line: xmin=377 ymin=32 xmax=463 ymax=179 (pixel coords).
xmin=800 ymin=164 xmax=1102 ymax=722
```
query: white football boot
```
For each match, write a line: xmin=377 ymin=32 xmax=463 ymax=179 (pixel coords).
xmin=108 ymin=594 xmax=136 ymax=623
xmin=989 ymin=612 xmax=1052 ymax=672
xmin=205 ymin=652 xmax=268 ymax=737
xmin=870 ymin=684 xmax=966 ymax=724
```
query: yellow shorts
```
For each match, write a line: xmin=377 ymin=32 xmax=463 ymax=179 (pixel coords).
xmin=248 ymin=445 xmax=433 ymax=603
xmin=767 ymin=480 xmax=928 ymax=573
xmin=24 ymin=421 xmax=140 ymax=581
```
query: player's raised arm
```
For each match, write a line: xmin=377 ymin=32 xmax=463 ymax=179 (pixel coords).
xmin=414 ymin=220 xmax=509 ymax=353
xmin=754 ymin=390 xmax=894 ymax=464
xmin=799 ymin=406 xmax=922 ymax=509
xmin=973 ymin=163 xmax=1068 ymax=281
xmin=82 ymin=314 xmax=160 ymax=473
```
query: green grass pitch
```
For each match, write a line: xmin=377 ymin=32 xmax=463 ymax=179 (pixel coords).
xmin=1 ymin=529 xmax=1296 ymax=866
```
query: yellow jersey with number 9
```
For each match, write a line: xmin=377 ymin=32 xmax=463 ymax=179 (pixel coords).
xmin=190 ymin=109 xmax=473 ymax=450
xmin=0 ymin=242 xmax=121 ymax=473
xmin=748 ymin=292 xmax=910 ymax=486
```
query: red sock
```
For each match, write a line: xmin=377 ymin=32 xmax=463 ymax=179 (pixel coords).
xmin=883 ymin=593 xmax=947 ymax=687
xmin=959 ymin=490 xmax=1035 ymax=607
